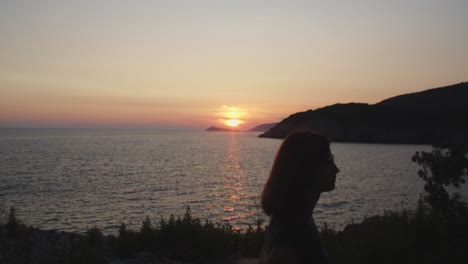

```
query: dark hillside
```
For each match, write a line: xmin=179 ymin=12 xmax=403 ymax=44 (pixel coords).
xmin=247 ymin=123 xmax=278 ymax=132
xmin=377 ymin=82 xmax=468 ymax=109
xmin=260 ymin=82 xmax=468 ymax=146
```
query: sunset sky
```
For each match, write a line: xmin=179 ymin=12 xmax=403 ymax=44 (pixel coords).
xmin=1 ymin=0 xmax=467 ymax=130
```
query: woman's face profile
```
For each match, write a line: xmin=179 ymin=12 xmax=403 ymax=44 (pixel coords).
xmin=314 ymin=152 xmax=339 ymax=192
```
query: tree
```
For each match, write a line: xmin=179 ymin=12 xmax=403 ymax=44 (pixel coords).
xmin=412 ymin=147 xmax=468 ymax=220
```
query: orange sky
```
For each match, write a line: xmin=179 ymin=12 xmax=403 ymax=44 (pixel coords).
xmin=1 ymin=1 xmax=467 ymax=130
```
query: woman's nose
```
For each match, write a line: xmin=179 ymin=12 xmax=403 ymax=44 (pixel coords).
xmin=333 ymin=163 xmax=339 ymax=173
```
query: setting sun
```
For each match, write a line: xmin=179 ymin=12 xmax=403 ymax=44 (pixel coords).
xmin=219 ymin=106 xmax=247 ymax=128
xmin=225 ymin=119 xmax=242 ymax=127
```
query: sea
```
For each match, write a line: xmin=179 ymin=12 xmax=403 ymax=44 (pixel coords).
xmin=1 ymin=128 xmax=466 ymax=234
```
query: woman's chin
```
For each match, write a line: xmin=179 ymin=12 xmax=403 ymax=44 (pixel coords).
xmin=323 ymin=182 xmax=336 ymax=192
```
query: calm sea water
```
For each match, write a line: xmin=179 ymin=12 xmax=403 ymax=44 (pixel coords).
xmin=1 ymin=128 xmax=465 ymax=234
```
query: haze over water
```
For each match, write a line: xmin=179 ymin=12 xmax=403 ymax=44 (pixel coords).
xmin=3 ymin=128 xmax=462 ymax=235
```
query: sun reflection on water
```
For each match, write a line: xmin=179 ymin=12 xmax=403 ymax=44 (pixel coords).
xmin=221 ymin=134 xmax=249 ymax=227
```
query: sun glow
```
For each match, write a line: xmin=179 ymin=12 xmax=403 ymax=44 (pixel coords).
xmin=219 ymin=106 xmax=247 ymax=128
xmin=225 ymin=119 xmax=242 ymax=127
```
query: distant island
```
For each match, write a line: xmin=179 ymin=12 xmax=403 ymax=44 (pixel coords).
xmin=260 ymin=82 xmax=468 ymax=146
xmin=205 ymin=126 xmax=240 ymax=132
xmin=205 ymin=123 xmax=278 ymax=132
xmin=247 ymin=123 xmax=278 ymax=132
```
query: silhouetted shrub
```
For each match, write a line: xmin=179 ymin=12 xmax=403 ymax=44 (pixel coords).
xmin=317 ymin=147 xmax=468 ymax=264
xmin=321 ymin=208 xmax=468 ymax=264
xmin=111 ymin=223 xmax=139 ymax=258
xmin=87 ymin=226 xmax=103 ymax=247
xmin=139 ymin=216 xmax=157 ymax=249
xmin=237 ymin=225 xmax=265 ymax=258
xmin=412 ymin=147 xmax=468 ymax=220
xmin=5 ymin=206 xmax=24 ymax=237
xmin=154 ymin=206 xmax=238 ymax=261
xmin=66 ymin=227 xmax=107 ymax=264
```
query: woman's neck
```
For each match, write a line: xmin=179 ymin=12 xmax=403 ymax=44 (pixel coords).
xmin=309 ymin=192 xmax=321 ymax=215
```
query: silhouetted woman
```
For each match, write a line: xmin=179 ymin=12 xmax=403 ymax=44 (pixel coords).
xmin=260 ymin=131 xmax=339 ymax=264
